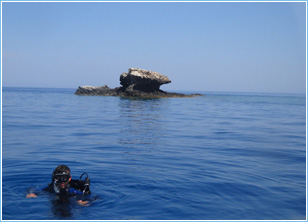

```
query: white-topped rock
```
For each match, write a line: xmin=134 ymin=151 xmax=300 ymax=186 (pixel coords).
xmin=120 ymin=68 xmax=171 ymax=92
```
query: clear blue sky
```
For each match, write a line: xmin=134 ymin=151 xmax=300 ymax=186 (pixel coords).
xmin=2 ymin=1 xmax=306 ymax=94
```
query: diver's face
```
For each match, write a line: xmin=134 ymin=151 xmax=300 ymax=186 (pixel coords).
xmin=54 ymin=172 xmax=71 ymax=189
xmin=58 ymin=178 xmax=71 ymax=189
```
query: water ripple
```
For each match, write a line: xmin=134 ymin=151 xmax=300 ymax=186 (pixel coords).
xmin=2 ymin=88 xmax=306 ymax=220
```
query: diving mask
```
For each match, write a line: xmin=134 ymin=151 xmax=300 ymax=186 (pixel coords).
xmin=54 ymin=172 xmax=70 ymax=183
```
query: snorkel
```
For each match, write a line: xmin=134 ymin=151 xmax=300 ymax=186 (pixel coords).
xmin=79 ymin=173 xmax=90 ymax=194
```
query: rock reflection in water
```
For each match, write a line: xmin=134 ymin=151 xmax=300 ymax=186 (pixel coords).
xmin=118 ymin=98 xmax=165 ymax=147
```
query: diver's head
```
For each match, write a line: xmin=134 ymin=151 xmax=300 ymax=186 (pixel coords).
xmin=52 ymin=165 xmax=71 ymax=192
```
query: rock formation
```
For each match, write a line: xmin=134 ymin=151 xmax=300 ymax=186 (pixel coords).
xmin=120 ymin=68 xmax=171 ymax=92
xmin=75 ymin=68 xmax=202 ymax=98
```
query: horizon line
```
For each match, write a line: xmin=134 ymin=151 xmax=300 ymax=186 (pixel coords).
xmin=1 ymin=86 xmax=306 ymax=95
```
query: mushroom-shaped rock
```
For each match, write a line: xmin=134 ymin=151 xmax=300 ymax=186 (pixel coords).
xmin=120 ymin=68 xmax=171 ymax=92
xmin=75 ymin=68 xmax=202 ymax=98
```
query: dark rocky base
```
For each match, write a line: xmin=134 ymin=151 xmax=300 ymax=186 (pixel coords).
xmin=75 ymin=85 xmax=202 ymax=98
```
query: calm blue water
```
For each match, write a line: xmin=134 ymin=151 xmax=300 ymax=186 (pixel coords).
xmin=2 ymin=87 xmax=306 ymax=220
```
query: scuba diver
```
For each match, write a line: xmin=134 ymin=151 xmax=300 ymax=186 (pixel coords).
xmin=26 ymin=165 xmax=91 ymax=206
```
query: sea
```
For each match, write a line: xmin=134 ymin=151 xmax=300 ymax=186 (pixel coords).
xmin=1 ymin=87 xmax=306 ymax=220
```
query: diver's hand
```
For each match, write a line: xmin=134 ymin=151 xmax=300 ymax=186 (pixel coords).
xmin=77 ymin=200 xmax=90 ymax=206
xmin=26 ymin=193 xmax=38 ymax=198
